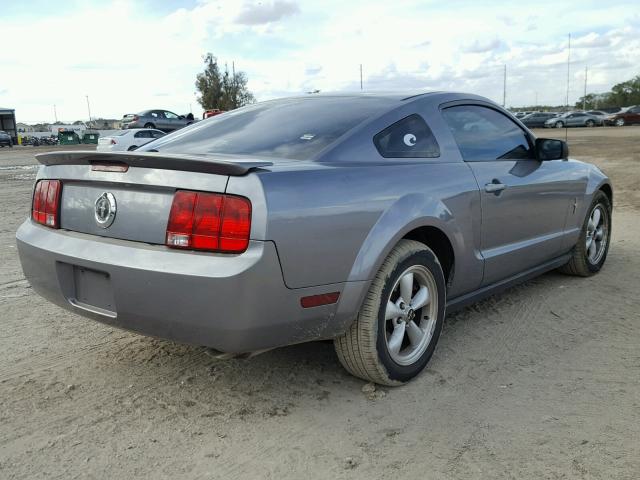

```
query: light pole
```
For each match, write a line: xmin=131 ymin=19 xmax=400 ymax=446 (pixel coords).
xmin=502 ymin=64 xmax=507 ymax=107
xmin=85 ymin=95 xmax=92 ymax=124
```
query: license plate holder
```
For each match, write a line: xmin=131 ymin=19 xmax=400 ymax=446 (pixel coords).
xmin=71 ymin=266 xmax=116 ymax=316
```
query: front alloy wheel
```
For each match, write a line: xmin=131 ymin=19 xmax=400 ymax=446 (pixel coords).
xmin=555 ymin=121 xmax=564 ymax=128
xmin=334 ymin=240 xmax=446 ymax=385
xmin=585 ymin=205 xmax=608 ymax=265
xmin=559 ymin=190 xmax=611 ymax=276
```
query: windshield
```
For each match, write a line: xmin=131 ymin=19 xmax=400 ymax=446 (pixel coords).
xmin=137 ymin=96 xmax=395 ymax=160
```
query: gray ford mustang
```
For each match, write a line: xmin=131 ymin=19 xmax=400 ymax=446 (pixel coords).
xmin=16 ymin=92 xmax=612 ymax=385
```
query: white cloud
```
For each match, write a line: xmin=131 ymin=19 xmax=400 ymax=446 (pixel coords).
xmin=1 ymin=0 xmax=639 ymax=122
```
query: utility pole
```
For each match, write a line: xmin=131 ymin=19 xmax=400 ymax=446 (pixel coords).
xmin=85 ymin=95 xmax=92 ymax=123
xmin=583 ymin=66 xmax=588 ymax=111
xmin=502 ymin=64 xmax=507 ymax=107
xmin=565 ymin=33 xmax=571 ymax=109
xmin=360 ymin=64 xmax=363 ymax=90
xmin=53 ymin=104 xmax=58 ymax=123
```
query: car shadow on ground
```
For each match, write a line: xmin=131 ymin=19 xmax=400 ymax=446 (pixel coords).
xmin=91 ymin=266 xmax=589 ymax=409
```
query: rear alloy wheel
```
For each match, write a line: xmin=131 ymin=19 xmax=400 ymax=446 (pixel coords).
xmin=144 ymin=123 xmax=155 ymax=129
xmin=585 ymin=120 xmax=595 ymax=127
xmin=615 ymin=118 xmax=625 ymax=127
xmin=559 ymin=190 xmax=611 ymax=276
xmin=334 ymin=240 xmax=446 ymax=385
xmin=555 ymin=121 xmax=564 ymax=128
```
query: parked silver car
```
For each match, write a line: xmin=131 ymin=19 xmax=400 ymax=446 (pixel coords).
xmin=122 ymin=110 xmax=195 ymax=132
xmin=97 ymin=129 xmax=166 ymax=152
xmin=16 ymin=93 xmax=612 ymax=385
xmin=544 ymin=112 xmax=603 ymax=128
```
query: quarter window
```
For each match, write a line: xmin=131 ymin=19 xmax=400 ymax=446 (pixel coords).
xmin=373 ymin=114 xmax=440 ymax=158
xmin=441 ymin=105 xmax=534 ymax=161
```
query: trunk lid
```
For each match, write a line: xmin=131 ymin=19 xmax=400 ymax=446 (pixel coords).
xmin=37 ymin=151 xmax=272 ymax=244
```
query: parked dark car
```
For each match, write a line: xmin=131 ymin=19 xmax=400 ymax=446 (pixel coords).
xmin=604 ymin=106 xmax=640 ymax=126
xmin=16 ymin=92 xmax=612 ymax=385
xmin=0 ymin=130 xmax=13 ymax=147
xmin=121 ymin=110 xmax=194 ymax=132
xmin=521 ymin=112 xmax=558 ymax=128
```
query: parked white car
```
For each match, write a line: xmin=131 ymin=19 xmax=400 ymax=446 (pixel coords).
xmin=97 ymin=129 xmax=165 ymax=151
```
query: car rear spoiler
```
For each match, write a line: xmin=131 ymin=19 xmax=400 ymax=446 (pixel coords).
xmin=35 ymin=151 xmax=273 ymax=176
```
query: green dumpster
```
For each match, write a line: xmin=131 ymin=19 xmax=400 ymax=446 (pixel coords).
xmin=81 ymin=131 xmax=100 ymax=144
xmin=58 ymin=130 xmax=81 ymax=145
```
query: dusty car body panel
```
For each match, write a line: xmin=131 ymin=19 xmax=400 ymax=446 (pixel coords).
xmin=16 ymin=92 xmax=612 ymax=353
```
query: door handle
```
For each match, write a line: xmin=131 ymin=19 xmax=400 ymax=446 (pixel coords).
xmin=485 ymin=181 xmax=507 ymax=194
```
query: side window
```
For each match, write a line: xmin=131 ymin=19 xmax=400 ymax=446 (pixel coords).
xmin=164 ymin=111 xmax=178 ymax=119
xmin=441 ymin=105 xmax=534 ymax=161
xmin=373 ymin=114 xmax=440 ymax=158
xmin=135 ymin=130 xmax=151 ymax=138
xmin=151 ymin=130 xmax=165 ymax=139
xmin=150 ymin=112 xmax=159 ymax=118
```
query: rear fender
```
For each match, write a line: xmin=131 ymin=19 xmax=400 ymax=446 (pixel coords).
xmin=331 ymin=194 xmax=471 ymax=336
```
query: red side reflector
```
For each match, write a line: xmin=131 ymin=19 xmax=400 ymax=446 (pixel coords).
xmin=32 ymin=180 xmax=62 ymax=228
xmin=91 ymin=162 xmax=128 ymax=172
xmin=300 ymin=292 xmax=340 ymax=308
xmin=166 ymin=191 xmax=251 ymax=253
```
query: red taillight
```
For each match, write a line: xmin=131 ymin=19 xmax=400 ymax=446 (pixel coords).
xmin=133 ymin=115 xmax=139 ymax=121
xmin=166 ymin=191 xmax=251 ymax=253
xmin=110 ymin=139 xmax=117 ymax=145
xmin=32 ymin=180 xmax=62 ymax=228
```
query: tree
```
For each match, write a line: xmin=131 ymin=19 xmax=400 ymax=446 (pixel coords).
xmin=575 ymin=74 xmax=640 ymax=109
xmin=195 ymin=53 xmax=255 ymax=111
xmin=609 ymin=75 xmax=640 ymax=107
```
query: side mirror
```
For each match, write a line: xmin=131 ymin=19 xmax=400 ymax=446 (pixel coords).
xmin=178 ymin=115 xmax=185 ymax=119
xmin=536 ymin=138 xmax=568 ymax=161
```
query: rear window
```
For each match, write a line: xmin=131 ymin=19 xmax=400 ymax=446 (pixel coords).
xmin=137 ymin=97 xmax=394 ymax=160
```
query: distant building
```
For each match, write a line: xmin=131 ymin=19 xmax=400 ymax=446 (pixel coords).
xmin=17 ymin=122 xmax=35 ymax=133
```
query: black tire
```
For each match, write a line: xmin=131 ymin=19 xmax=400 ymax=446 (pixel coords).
xmin=144 ymin=123 xmax=155 ymax=129
xmin=559 ymin=190 xmax=612 ymax=276
xmin=334 ymin=239 xmax=446 ymax=386
xmin=127 ymin=145 xmax=138 ymax=151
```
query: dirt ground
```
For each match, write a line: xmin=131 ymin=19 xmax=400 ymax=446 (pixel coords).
xmin=1 ymin=128 xmax=639 ymax=479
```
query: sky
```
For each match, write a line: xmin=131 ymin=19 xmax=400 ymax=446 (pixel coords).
xmin=1 ymin=0 xmax=638 ymax=123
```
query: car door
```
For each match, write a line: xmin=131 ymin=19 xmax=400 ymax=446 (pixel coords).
xmin=625 ymin=106 xmax=640 ymax=124
xmin=531 ymin=114 xmax=546 ymax=127
xmin=133 ymin=130 xmax=152 ymax=147
xmin=441 ymin=103 xmax=574 ymax=285
xmin=163 ymin=111 xmax=181 ymax=130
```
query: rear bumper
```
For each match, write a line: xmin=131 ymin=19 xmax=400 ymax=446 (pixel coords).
xmin=16 ymin=220 xmax=359 ymax=352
